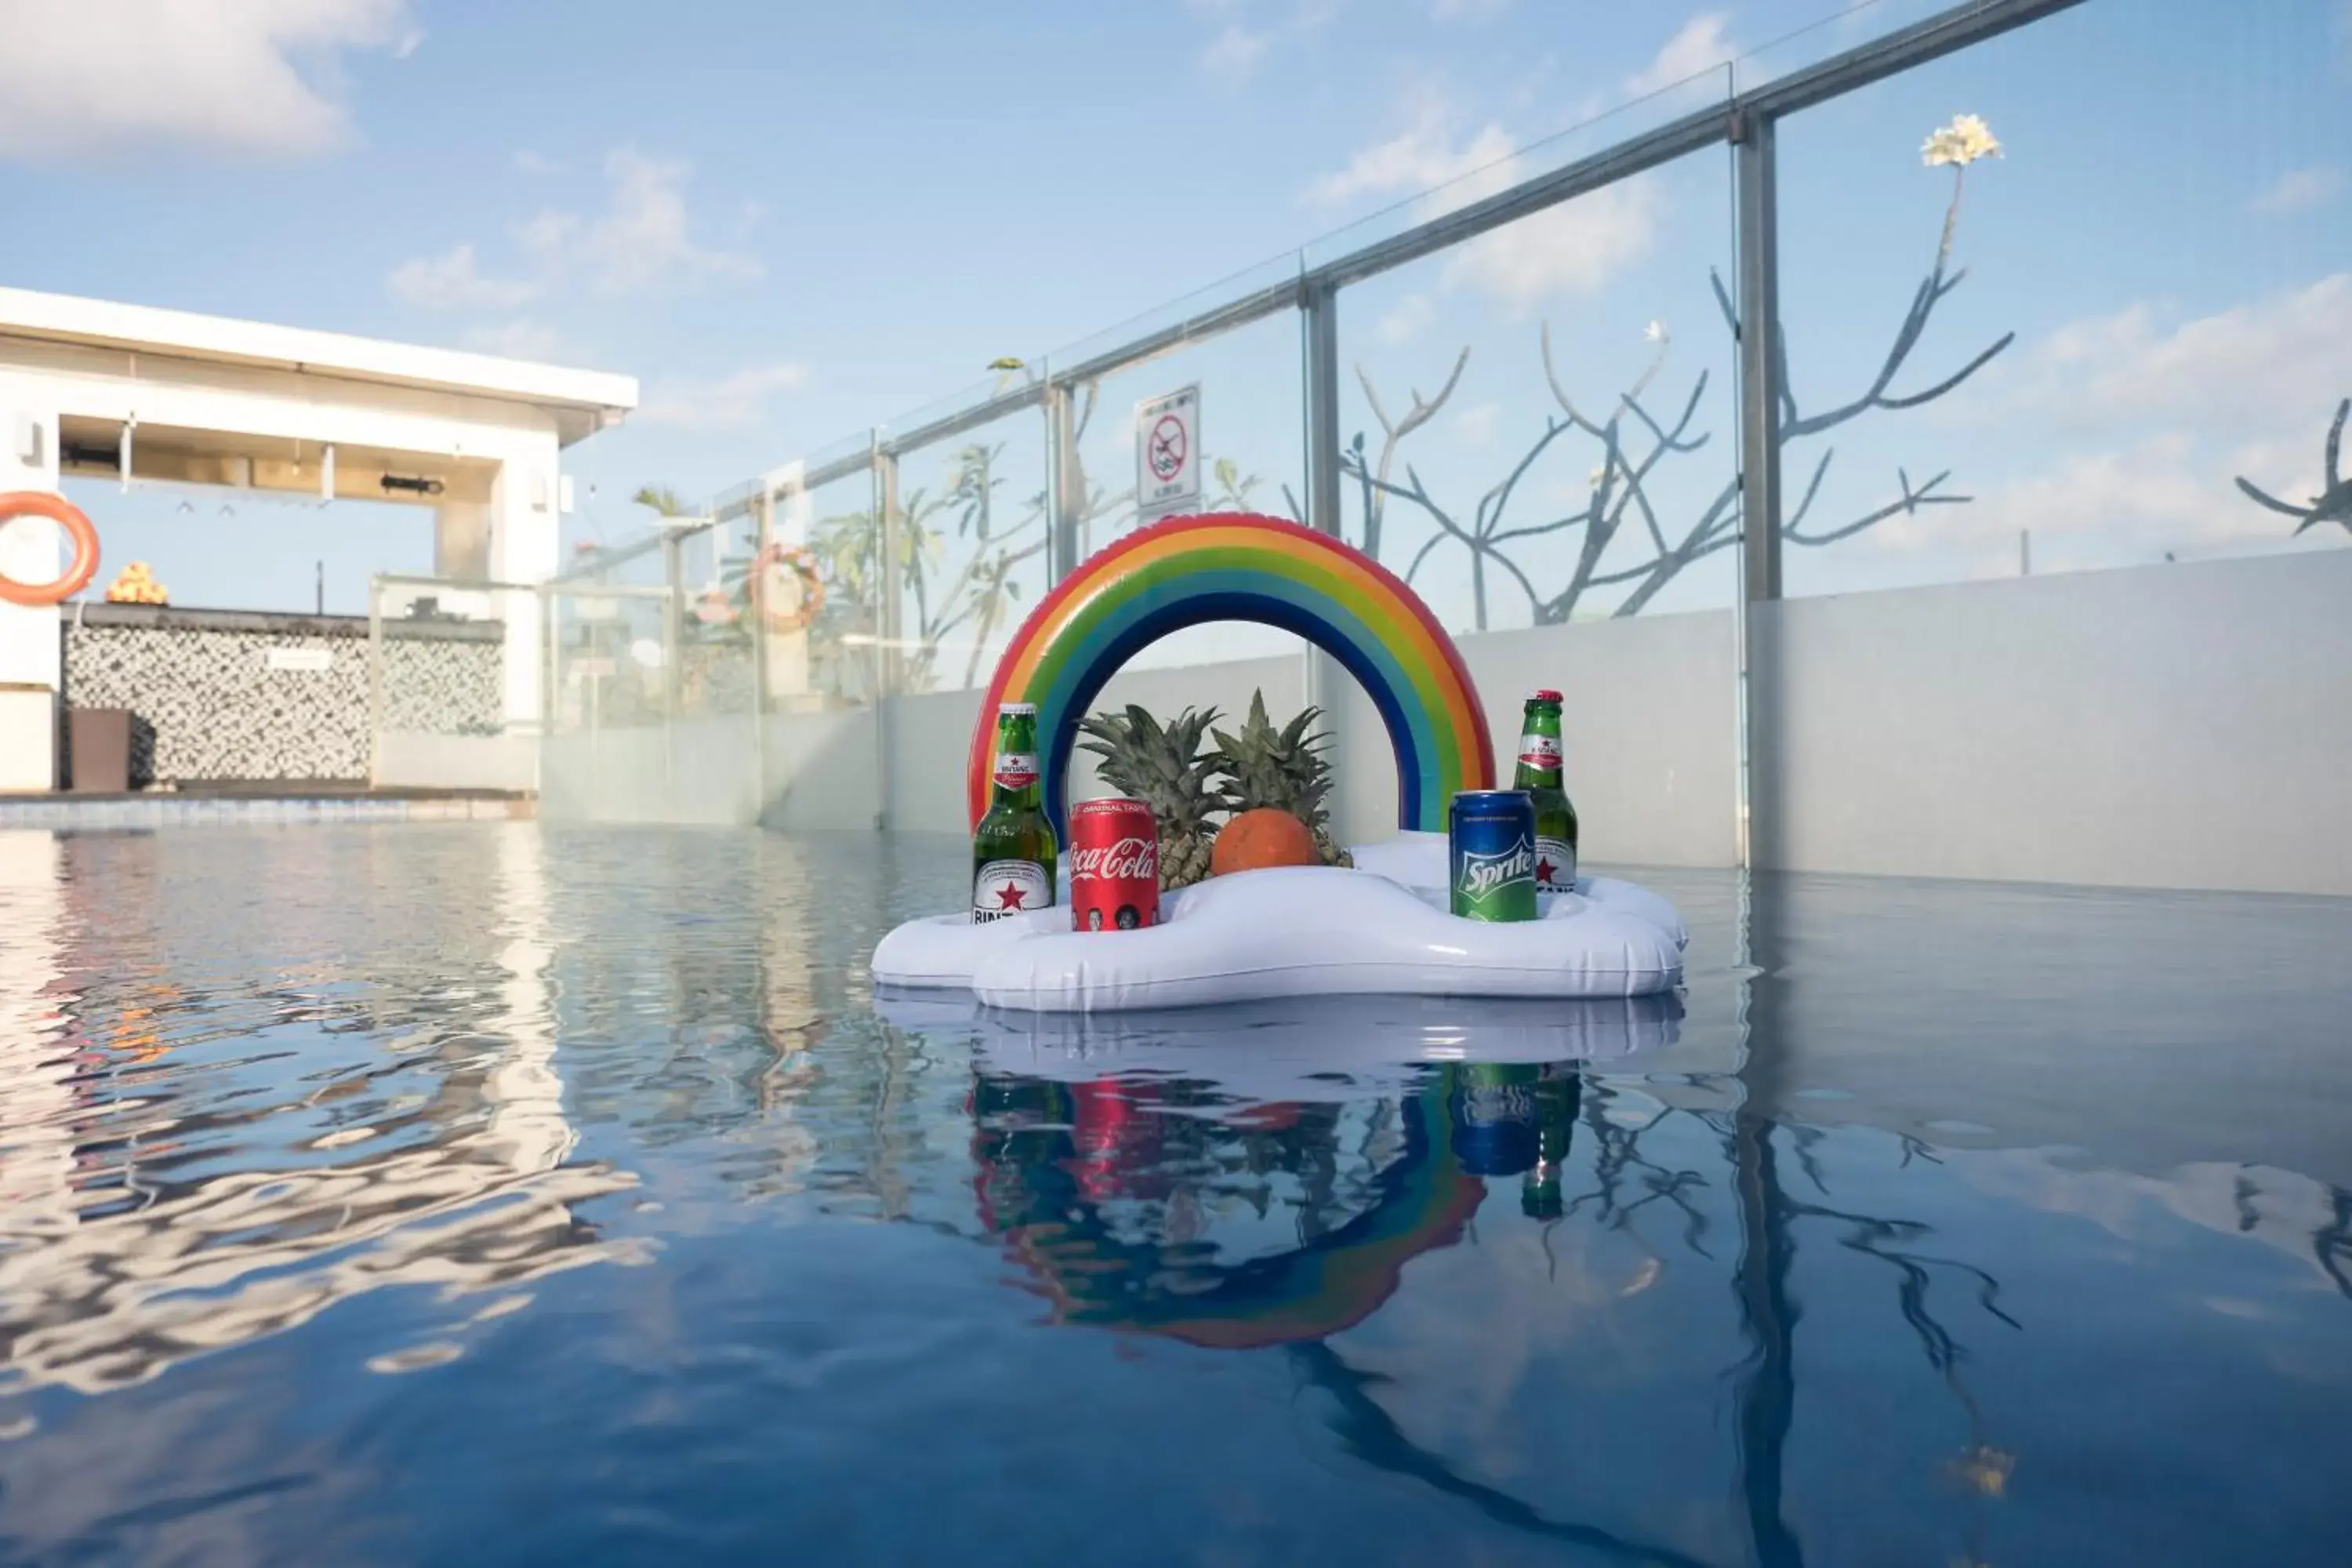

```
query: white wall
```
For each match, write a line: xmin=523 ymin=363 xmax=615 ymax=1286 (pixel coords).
xmin=0 ymin=399 xmax=62 ymax=789
xmin=1327 ymin=610 xmax=1737 ymax=867
xmin=484 ymin=453 xmax=561 ymax=731
xmin=1753 ymin=550 xmax=2352 ymax=895
xmin=539 ymin=716 xmax=760 ymax=826
xmin=764 ymin=707 xmax=882 ymax=832
xmin=376 ymin=732 xmax=537 ymax=793
xmin=535 ymin=550 xmax=2352 ymax=898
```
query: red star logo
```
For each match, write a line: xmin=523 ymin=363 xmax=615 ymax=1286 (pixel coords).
xmin=1535 ymin=856 xmax=1559 ymax=887
xmin=993 ymin=880 xmax=1030 ymax=911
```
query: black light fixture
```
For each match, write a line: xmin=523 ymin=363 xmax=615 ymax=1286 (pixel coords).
xmin=379 ymin=473 xmax=445 ymax=497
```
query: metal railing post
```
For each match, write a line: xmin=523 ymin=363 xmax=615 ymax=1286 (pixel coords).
xmin=1045 ymin=365 xmax=1079 ymax=583
xmin=1303 ymin=275 xmax=1341 ymax=539
xmin=1300 ymin=270 xmax=1348 ymax=820
xmin=1737 ymin=111 xmax=1784 ymax=605
xmin=1733 ymin=106 xmax=1784 ymax=873
xmin=365 ymin=574 xmax=384 ymax=789
xmin=753 ymin=485 xmax=775 ymax=822
xmin=873 ymin=431 xmax=898 ymax=832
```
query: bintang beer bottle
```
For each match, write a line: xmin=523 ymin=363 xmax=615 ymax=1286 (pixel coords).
xmin=1514 ymin=688 xmax=1580 ymax=894
xmin=972 ymin=702 xmax=1058 ymax=924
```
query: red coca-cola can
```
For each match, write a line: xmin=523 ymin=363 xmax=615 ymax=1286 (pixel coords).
xmin=1069 ymin=797 xmax=1160 ymax=932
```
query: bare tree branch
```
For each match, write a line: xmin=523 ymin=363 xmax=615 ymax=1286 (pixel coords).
xmin=1352 ymin=348 xmax=1471 ymax=561
xmin=2236 ymin=397 xmax=2351 ymax=535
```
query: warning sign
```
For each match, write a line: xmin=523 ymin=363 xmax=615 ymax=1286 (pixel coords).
xmin=1135 ymin=384 xmax=1200 ymax=520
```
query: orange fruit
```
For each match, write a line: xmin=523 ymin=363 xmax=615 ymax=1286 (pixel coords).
xmin=1210 ymin=808 xmax=1319 ymax=876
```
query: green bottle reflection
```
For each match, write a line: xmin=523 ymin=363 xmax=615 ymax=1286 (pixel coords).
xmin=1443 ymin=1062 xmax=1582 ymax=1218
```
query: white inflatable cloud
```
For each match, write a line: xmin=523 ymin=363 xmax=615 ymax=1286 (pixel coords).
xmin=872 ymin=833 xmax=1685 ymax=1013
xmin=873 ymin=990 xmax=1686 ymax=1101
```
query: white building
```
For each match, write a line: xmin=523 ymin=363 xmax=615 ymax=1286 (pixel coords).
xmin=0 ymin=286 xmax=637 ymax=792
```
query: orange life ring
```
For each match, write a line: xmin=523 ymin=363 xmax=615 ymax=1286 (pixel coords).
xmin=0 ymin=492 xmax=102 ymax=608
xmin=753 ymin=543 xmax=824 ymax=633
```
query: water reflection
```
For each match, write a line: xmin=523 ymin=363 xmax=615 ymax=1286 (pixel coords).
xmin=894 ymin=977 xmax=2060 ymax=1564
xmin=934 ymin=996 xmax=1667 ymax=1348
xmin=0 ymin=827 xmax=646 ymax=1397
xmin=1 ymin=830 xmax=2348 ymax=1564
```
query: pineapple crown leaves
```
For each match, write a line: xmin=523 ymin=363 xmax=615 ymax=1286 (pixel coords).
xmin=1075 ymin=702 xmax=1222 ymax=828
xmin=1209 ymin=689 xmax=1338 ymax=829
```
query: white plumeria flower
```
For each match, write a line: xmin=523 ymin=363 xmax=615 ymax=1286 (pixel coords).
xmin=1588 ymin=464 xmax=1608 ymax=488
xmin=1922 ymin=113 xmax=2002 ymax=168
xmin=1643 ymin=320 xmax=1667 ymax=343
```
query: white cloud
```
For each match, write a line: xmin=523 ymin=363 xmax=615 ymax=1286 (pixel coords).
xmin=387 ymin=243 xmax=539 ymax=310
xmin=1623 ymin=13 xmax=1737 ymax=99
xmin=1376 ymin=292 xmax=1436 ymax=345
xmin=1310 ymin=96 xmax=1660 ymax=307
xmin=461 ymin=320 xmax=569 ymax=363
xmin=1444 ymin=176 xmax=1659 ymax=309
xmin=0 ymin=0 xmax=412 ymax=162
xmin=1310 ymin=102 xmax=1514 ymax=206
xmin=1934 ymin=435 xmax=2245 ymax=569
xmin=2248 ymin=166 xmax=2342 ymax=215
xmin=2000 ymin=273 xmax=2352 ymax=437
xmin=1199 ymin=24 xmax=1271 ymax=83
xmin=520 ymin=147 xmax=762 ymax=296
xmin=1909 ymin=274 xmax=2352 ymax=568
xmin=637 ymin=363 xmax=811 ymax=429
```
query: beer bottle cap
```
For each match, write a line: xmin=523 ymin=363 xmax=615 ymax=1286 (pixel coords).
xmin=1526 ymin=688 xmax=1563 ymax=705
xmin=998 ymin=702 xmax=1038 ymax=716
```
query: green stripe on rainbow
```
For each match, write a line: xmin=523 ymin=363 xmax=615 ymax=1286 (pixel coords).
xmin=966 ymin=514 xmax=1494 ymax=837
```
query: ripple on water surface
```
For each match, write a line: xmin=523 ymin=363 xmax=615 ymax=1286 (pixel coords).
xmin=0 ymin=822 xmax=2348 ymax=1566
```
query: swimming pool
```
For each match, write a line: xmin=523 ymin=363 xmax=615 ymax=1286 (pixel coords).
xmin=1 ymin=822 xmax=2347 ymax=1565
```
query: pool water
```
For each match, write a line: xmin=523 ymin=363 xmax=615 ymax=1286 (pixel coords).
xmin=1 ymin=823 xmax=2347 ymax=1566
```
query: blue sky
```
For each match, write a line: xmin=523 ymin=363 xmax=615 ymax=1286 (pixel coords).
xmin=4 ymin=0 xmax=2347 ymax=644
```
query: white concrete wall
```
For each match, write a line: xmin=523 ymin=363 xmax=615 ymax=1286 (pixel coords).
xmin=375 ymin=732 xmax=538 ymax=793
xmin=485 ymin=456 xmax=561 ymax=731
xmin=1325 ymin=610 xmax=1737 ymax=868
xmin=0 ymin=401 xmax=62 ymax=789
xmin=764 ymin=707 xmax=882 ymax=831
xmin=533 ymin=550 xmax=2352 ymax=898
xmin=1753 ymin=550 xmax=2352 ymax=895
xmin=539 ymin=715 xmax=762 ymax=827
xmin=434 ymin=501 xmax=492 ymax=582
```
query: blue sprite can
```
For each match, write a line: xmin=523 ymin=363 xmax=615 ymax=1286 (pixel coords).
xmin=1446 ymin=1064 xmax=1542 ymax=1176
xmin=1449 ymin=789 xmax=1539 ymax=922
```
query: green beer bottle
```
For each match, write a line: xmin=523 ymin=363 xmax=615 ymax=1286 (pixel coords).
xmin=972 ymin=702 xmax=1058 ymax=924
xmin=1522 ymin=1065 xmax=1581 ymax=1219
xmin=1514 ymin=689 xmax=1579 ymax=894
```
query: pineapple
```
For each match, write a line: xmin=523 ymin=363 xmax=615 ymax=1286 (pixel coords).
xmin=1210 ymin=691 xmax=1354 ymax=868
xmin=1074 ymin=703 xmax=1224 ymax=889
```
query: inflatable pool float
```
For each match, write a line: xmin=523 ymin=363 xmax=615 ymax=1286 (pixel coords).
xmin=872 ymin=832 xmax=1685 ymax=1011
xmin=874 ymin=989 xmax=1684 ymax=1103
xmin=873 ymin=512 xmax=1686 ymax=1014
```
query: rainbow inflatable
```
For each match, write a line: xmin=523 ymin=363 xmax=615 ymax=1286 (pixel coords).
xmin=965 ymin=513 xmax=1494 ymax=837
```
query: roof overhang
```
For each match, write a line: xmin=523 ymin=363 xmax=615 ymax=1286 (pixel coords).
xmin=0 ymin=286 xmax=637 ymax=447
